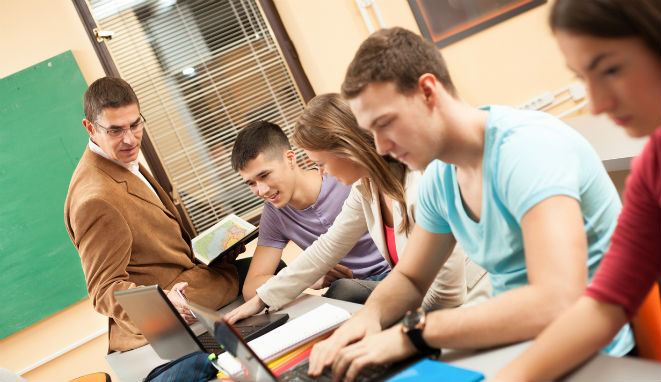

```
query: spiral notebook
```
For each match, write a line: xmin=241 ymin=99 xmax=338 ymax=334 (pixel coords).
xmin=188 ymin=302 xmax=351 ymax=376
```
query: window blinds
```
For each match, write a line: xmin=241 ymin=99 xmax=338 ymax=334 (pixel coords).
xmin=87 ymin=0 xmax=306 ymax=232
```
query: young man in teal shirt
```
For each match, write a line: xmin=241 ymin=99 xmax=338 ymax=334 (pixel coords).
xmin=307 ymin=27 xmax=633 ymax=381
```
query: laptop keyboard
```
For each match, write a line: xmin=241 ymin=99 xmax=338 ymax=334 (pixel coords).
xmin=278 ymin=359 xmax=391 ymax=382
xmin=197 ymin=326 xmax=265 ymax=355
xmin=197 ymin=331 xmax=223 ymax=354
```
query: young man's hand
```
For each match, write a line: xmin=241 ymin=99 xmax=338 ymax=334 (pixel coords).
xmin=331 ymin=324 xmax=417 ymax=381
xmin=224 ymin=294 xmax=266 ymax=324
xmin=310 ymin=264 xmax=354 ymax=289
xmin=307 ymin=309 xmax=381 ymax=377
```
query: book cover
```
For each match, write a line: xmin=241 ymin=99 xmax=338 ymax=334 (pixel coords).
xmin=191 ymin=214 xmax=257 ymax=265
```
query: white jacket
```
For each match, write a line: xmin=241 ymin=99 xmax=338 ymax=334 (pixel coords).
xmin=257 ymin=170 xmax=490 ymax=310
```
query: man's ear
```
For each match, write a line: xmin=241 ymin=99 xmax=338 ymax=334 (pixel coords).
xmin=83 ymin=119 xmax=96 ymax=138
xmin=285 ymin=149 xmax=297 ymax=168
xmin=417 ymin=73 xmax=438 ymax=107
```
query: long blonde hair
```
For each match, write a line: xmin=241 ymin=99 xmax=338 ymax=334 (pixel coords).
xmin=292 ymin=93 xmax=412 ymax=235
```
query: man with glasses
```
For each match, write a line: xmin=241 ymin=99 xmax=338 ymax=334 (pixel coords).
xmin=64 ymin=77 xmax=240 ymax=352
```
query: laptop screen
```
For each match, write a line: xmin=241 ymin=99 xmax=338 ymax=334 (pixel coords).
xmin=188 ymin=301 xmax=278 ymax=382
xmin=114 ymin=285 xmax=204 ymax=360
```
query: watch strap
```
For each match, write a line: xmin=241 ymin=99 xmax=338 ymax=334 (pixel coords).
xmin=405 ymin=328 xmax=439 ymax=356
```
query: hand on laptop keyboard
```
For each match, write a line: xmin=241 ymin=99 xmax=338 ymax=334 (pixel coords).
xmin=307 ymin=310 xmax=382 ymax=378
xmin=225 ymin=294 xmax=267 ymax=325
xmin=280 ymin=360 xmax=390 ymax=382
xmin=321 ymin=324 xmax=418 ymax=381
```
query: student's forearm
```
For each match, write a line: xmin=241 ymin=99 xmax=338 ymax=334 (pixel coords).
xmin=361 ymin=269 xmax=427 ymax=328
xmin=242 ymin=274 xmax=275 ymax=300
xmin=493 ymin=297 xmax=627 ymax=381
xmin=424 ymin=283 xmax=580 ymax=349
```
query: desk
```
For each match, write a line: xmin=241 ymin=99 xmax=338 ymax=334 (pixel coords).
xmin=107 ymin=294 xmax=661 ymax=381
xmin=443 ymin=341 xmax=661 ymax=381
xmin=105 ymin=294 xmax=362 ymax=381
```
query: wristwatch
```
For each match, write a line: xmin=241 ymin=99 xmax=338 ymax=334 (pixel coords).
xmin=401 ymin=308 xmax=439 ymax=356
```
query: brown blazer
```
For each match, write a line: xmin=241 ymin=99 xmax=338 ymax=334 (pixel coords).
xmin=64 ymin=148 xmax=238 ymax=352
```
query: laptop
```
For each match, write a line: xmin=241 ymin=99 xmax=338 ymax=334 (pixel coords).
xmin=188 ymin=301 xmax=427 ymax=382
xmin=114 ymin=285 xmax=288 ymax=360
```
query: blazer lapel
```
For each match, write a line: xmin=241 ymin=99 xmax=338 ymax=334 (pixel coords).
xmin=86 ymin=148 xmax=175 ymax=219
xmin=139 ymin=167 xmax=191 ymax=243
xmin=139 ymin=164 xmax=180 ymax=222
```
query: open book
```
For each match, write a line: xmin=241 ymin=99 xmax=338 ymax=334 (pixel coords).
xmin=249 ymin=303 xmax=351 ymax=362
xmin=191 ymin=214 xmax=258 ymax=265
xmin=216 ymin=303 xmax=352 ymax=375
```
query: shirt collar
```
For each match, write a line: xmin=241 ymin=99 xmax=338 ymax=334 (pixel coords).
xmin=88 ymin=139 xmax=140 ymax=174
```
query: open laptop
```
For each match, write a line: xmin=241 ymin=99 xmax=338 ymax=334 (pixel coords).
xmin=114 ymin=285 xmax=288 ymax=360
xmin=188 ymin=301 xmax=427 ymax=382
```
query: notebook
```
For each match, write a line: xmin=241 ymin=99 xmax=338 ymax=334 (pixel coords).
xmin=114 ymin=285 xmax=288 ymax=360
xmin=191 ymin=302 xmax=349 ymax=367
xmin=189 ymin=301 xmax=428 ymax=382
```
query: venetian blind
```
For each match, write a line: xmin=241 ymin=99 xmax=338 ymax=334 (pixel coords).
xmin=87 ymin=0 xmax=306 ymax=232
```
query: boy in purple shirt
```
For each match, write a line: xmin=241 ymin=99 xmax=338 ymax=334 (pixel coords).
xmin=231 ymin=121 xmax=389 ymax=300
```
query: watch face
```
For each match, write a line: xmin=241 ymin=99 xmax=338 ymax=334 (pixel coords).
xmin=403 ymin=309 xmax=423 ymax=329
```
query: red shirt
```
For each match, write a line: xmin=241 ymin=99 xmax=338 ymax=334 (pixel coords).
xmin=384 ymin=223 xmax=399 ymax=265
xmin=585 ymin=128 xmax=661 ymax=318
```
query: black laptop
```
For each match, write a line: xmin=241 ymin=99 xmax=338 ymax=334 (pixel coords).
xmin=114 ymin=285 xmax=288 ymax=360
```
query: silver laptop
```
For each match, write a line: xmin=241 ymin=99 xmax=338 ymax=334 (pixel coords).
xmin=114 ymin=285 xmax=287 ymax=360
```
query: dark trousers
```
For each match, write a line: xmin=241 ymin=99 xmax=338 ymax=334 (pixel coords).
xmin=233 ymin=257 xmax=287 ymax=295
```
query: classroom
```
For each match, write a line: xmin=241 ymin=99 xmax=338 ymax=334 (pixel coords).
xmin=1 ymin=0 xmax=659 ymax=381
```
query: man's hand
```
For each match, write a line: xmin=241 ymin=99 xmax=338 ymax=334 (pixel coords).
xmin=166 ymin=282 xmax=196 ymax=323
xmin=310 ymin=264 xmax=354 ymax=289
xmin=331 ymin=324 xmax=418 ymax=381
xmin=225 ymin=243 xmax=246 ymax=263
xmin=307 ymin=310 xmax=381 ymax=377
xmin=224 ymin=294 xmax=266 ymax=325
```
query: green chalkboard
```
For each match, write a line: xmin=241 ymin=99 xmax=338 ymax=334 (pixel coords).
xmin=0 ymin=51 xmax=89 ymax=339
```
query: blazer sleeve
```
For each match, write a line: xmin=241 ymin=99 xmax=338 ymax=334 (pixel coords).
xmin=257 ymin=185 xmax=370 ymax=309
xmin=69 ymin=197 xmax=142 ymax=337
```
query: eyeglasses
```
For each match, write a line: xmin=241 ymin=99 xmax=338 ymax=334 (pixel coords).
xmin=94 ymin=114 xmax=146 ymax=139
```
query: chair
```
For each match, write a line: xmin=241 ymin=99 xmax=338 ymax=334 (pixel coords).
xmin=631 ymin=282 xmax=661 ymax=361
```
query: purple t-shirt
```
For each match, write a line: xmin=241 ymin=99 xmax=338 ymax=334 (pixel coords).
xmin=257 ymin=174 xmax=390 ymax=279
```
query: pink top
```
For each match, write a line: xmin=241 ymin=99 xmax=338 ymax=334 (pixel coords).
xmin=383 ymin=223 xmax=399 ymax=265
xmin=584 ymin=128 xmax=661 ymax=318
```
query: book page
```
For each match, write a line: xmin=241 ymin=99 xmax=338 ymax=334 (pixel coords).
xmin=191 ymin=214 xmax=256 ymax=264
xmin=249 ymin=303 xmax=351 ymax=362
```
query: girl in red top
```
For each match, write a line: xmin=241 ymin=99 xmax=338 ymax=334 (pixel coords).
xmin=495 ymin=0 xmax=661 ymax=380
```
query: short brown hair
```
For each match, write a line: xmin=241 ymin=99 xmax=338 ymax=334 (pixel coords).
xmin=551 ymin=0 xmax=660 ymax=59
xmin=341 ymin=27 xmax=457 ymax=99
xmin=83 ymin=77 xmax=140 ymax=122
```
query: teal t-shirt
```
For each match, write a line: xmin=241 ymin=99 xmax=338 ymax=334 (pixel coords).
xmin=416 ymin=105 xmax=632 ymax=355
